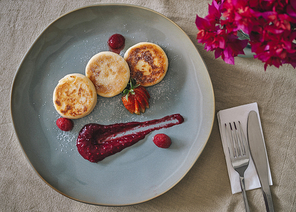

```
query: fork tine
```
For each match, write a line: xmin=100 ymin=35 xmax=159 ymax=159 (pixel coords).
xmin=233 ymin=122 xmax=243 ymax=156
xmin=236 ymin=121 xmax=249 ymax=157
xmin=239 ymin=121 xmax=249 ymax=156
xmin=225 ymin=123 xmax=235 ymax=158
xmin=224 ymin=123 xmax=234 ymax=158
xmin=231 ymin=122 xmax=240 ymax=157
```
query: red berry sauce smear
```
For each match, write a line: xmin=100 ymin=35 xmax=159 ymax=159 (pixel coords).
xmin=107 ymin=34 xmax=125 ymax=54
xmin=76 ymin=114 xmax=184 ymax=162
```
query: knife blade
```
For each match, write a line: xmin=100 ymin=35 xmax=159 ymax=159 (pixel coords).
xmin=247 ymin=110 xmax=274 ymax=212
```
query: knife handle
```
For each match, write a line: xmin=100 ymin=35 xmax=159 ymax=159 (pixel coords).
xmin=262 ymin=186 xmax=275 ymax=212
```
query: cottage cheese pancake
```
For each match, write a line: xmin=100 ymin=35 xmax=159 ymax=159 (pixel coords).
xmin=53 ymin=73 xmax=97 ymax=119
xmin=124 ymin=42 xmax=168 ymax=87
xmin=85 ymin=51 xmax=130 ymax=97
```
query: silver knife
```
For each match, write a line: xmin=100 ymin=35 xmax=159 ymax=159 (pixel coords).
xmin=247 ymin=110 xmax=274 ymax=212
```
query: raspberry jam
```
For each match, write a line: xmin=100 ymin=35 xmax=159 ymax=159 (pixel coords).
xmin=107 ymin=34 xmax=125 ymax=54
xmin=76 ymin=114 xmax=184 ymax=162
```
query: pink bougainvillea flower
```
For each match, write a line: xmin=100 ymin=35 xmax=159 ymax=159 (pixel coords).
xmin=195 ymin=14 xmax=249 ymax=65
xmin=214 ymin=0 xmax=223 ymax=4
xmin=195 ymin=0 xmax=249 ymax=65
xmin=221 ymin=0 xmax=258 ymax=34
xmin=195 ymin=15 xmax=212 ymax=31
xmin=284 ymin=52 xmax=296 ymax=68
xmin=206 ymin=0 xmax=222 ymax=23
xmin=195 ymin=0 xmax=222 ymax=29
xmin=195 ymin=15 xmax=218 ymax=50
xmin=251 ymin=24 xmax=296 ymax=70
xmin=195 ymin=0 xmax=296 ymax=69
xmin=195 ymin=0 xmax=224 ymax=51
xmin=221 ymin=33 xmax=249 ymax=64
xmin=251 ymin=0 xmax=288 ymax=12
xmin=287 ymin=0 xmax=296 ymax=21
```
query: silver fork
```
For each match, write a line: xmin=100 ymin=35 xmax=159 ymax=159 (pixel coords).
xmin=225 ymin=121 xmax=250 ymax=212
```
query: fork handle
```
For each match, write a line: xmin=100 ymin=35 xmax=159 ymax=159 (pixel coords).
xmin=240 ymin=176 xmax=250 ymax=212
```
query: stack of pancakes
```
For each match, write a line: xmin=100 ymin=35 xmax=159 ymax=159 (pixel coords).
xmin=53 ymin=42 xmax=168 ymax=119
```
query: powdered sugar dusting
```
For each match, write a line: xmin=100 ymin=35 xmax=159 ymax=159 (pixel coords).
xmin=56 ymin=130 xmax=76 ymax=154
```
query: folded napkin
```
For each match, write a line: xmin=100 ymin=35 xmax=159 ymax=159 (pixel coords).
xmin=217 ymin=102 xmax=273 ymax=194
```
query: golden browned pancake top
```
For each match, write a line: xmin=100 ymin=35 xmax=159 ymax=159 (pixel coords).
xmin=53 ymin=73 xmax=97 ymax=119
xmin=85 ymin=52 xmax=130 ymax=97
xmin=124 ymin=42 xmax=168 ymax=87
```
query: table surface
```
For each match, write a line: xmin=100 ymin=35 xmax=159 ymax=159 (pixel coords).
xmin=2 ymin=0 xmax=296 ymax=211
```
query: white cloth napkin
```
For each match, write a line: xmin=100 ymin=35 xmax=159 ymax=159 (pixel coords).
xmin=217 ymin=102 xmax=273 ymax=194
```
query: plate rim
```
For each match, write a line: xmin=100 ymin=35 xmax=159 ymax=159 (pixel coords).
xmin=10 ymin=3 xmax=215 ymax=206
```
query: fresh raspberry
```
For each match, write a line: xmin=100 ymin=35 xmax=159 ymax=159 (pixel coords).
xmin=153 ymin=133 xmax=171 ymax=148
xmin=56 ymin=117 xmax=73 ymax=131
xmin=107 ymin=34 xmax=125 ymax=49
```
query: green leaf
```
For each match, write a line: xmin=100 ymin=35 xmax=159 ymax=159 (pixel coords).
xmin=122 ymin=78 xmax=140 ymax=98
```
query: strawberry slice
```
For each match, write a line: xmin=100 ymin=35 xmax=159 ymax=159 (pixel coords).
xmin=122 ymin=79 xmax=150 ymax=114
xmin=135 ymin=95 xmax=145 ymax=113
xmin=134 ymin=98 xmax=141 ymax=115
xmin=138 ymin=86 xmax=150 ymax=99
xmin=122 ymin=94 xmax=135 ymax=113
xmin=136 ymin=88 xmax=149 ymax=108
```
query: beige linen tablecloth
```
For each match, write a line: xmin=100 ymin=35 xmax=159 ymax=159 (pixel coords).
xmin=2 ymin=0 xmax=296 ymax=211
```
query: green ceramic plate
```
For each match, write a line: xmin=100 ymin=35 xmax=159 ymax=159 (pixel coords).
xmin=11 ymin=4 xmax=214 ymax=206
